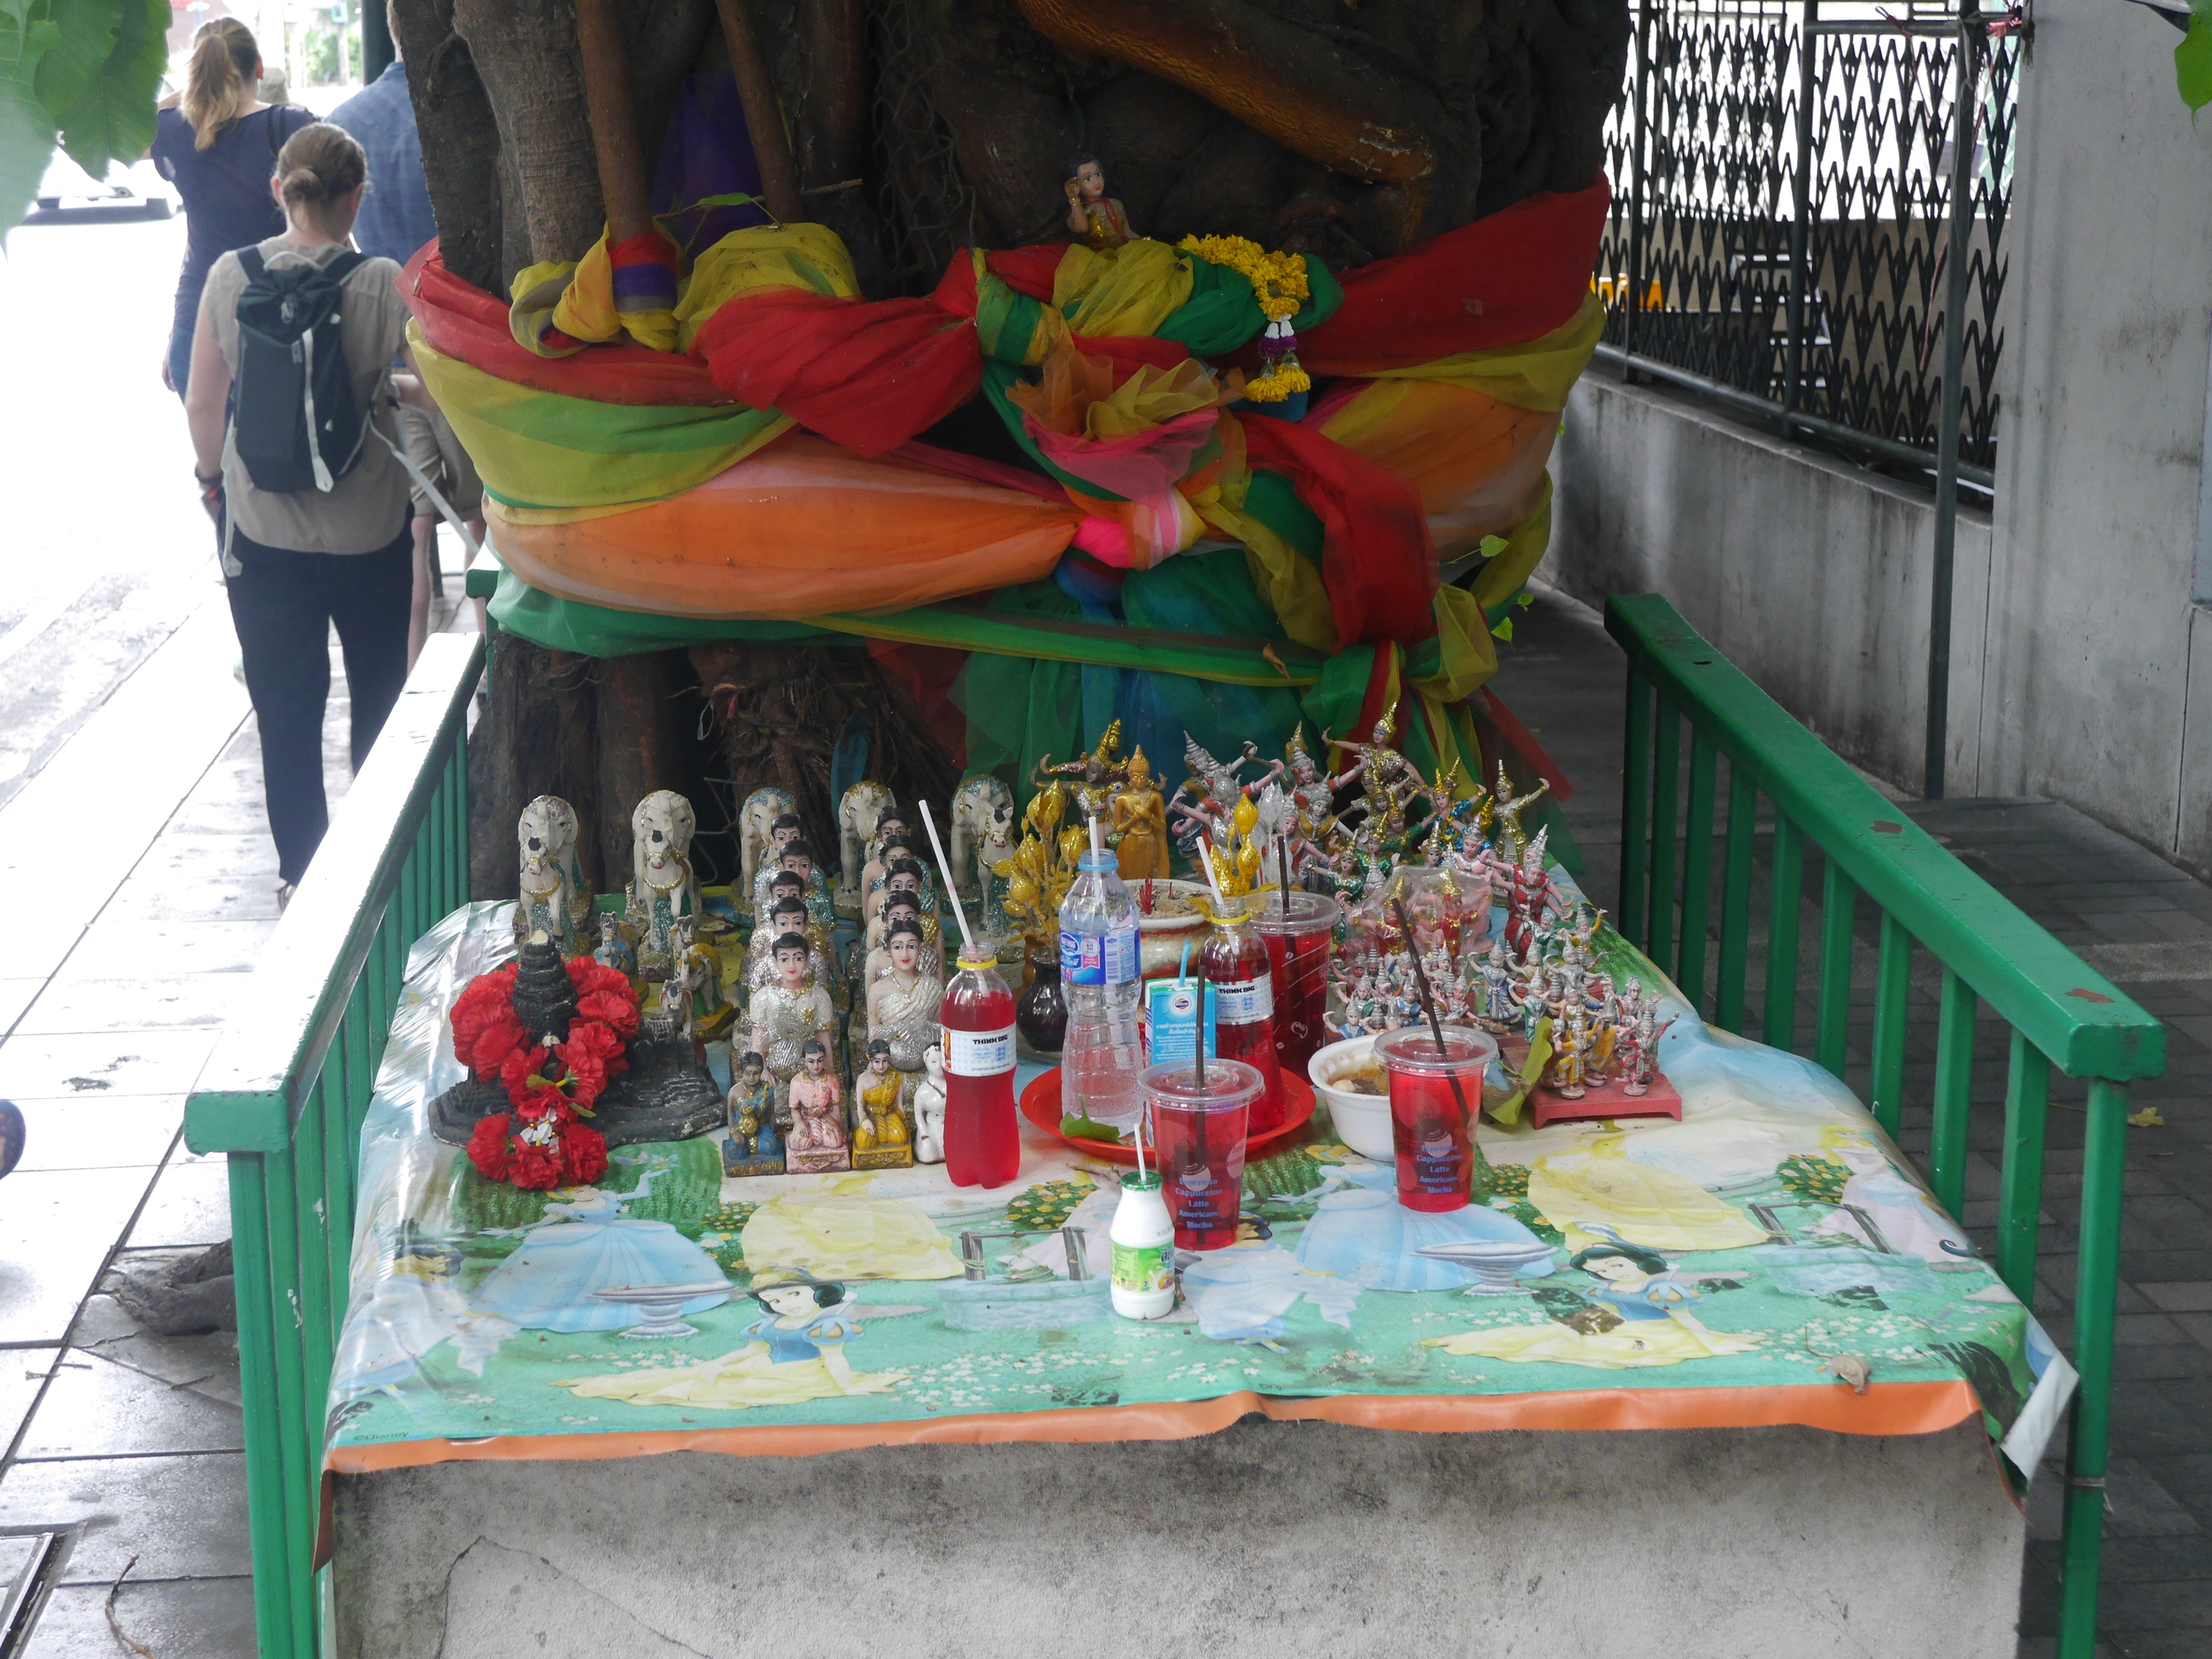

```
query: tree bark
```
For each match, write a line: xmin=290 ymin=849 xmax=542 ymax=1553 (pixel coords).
xmin=470 ymin=638 xmax=604 ymax=902
xmin=451 ymin=0 xmax=606 ymax=264
xmin=590 ymin=651 xmax=700 ymax=890
xmin=393 ymin=0 xmax=503 ymax=291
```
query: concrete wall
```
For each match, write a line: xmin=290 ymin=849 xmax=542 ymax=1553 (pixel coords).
xmin=1985 ymin=0 xmax=2212 ymax=871
xmin=334 ymin=1418 xmax=2025 ymax=1659
xmin=1548 ymin=373 xmax=1994 ymax=793
xmin=1551 ymin=0 xmax=2212 ymax=870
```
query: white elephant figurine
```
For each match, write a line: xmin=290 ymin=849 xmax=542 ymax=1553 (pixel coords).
xmin=835 ymin=780 xmax=896 ymax=918
xmin=736 ymin=786 xmax=796 ymax=902
xmin=949 ymin=773 xmax=1016 ymax=902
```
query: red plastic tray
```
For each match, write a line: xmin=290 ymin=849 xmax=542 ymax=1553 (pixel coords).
xmin=1018 ymin=1067 xmax=1316 ymax=1165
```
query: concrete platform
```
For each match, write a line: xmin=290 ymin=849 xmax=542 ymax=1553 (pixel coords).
xmin=334 ymin=1418 xmax=2024 ymax=1658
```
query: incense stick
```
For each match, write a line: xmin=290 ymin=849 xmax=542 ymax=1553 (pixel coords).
xmin=918 ymin=802 xmax=979 ymax=960
xmin=1393 ymin=895 xmax=1470 ymax=1119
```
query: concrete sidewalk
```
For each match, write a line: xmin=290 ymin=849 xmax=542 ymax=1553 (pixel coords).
xmin=0 ymin=561 xmax=472 ymax=1654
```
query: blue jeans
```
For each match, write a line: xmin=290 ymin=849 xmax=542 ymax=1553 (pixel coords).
xmin=167 ymin=319 xmax=195 ymax=400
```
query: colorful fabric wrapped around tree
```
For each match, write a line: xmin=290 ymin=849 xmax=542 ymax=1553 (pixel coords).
xmin=402 ymin=184 xmax=1609 ymax=842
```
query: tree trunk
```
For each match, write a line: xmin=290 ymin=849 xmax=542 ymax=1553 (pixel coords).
xmin=589 ymin=650 xmax=700 ymax=891
xmin=470 ymin=637 xmax=604 ymax=902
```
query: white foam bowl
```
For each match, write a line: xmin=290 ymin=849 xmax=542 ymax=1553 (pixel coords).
xmin=1307 ymin=1033 xmax=1392 ymax=1161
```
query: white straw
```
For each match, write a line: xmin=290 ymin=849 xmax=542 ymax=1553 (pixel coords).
xmin=1134 ymin=1103 xmax=1148 ymax=1178
xmin=919 ymin=801 xmax=979 ymax=959
xmin=1198 ymin=833 xmax=1230 ymax=914
xmin=1089 ymin=814 xmax=1103 ymax=858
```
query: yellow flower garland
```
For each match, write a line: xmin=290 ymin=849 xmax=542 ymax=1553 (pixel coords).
xmin=1176 ymin=234 xmax=1309 ymax=322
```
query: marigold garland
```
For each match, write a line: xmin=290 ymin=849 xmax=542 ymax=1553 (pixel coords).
xmin=449 ymin=953 xmax=641 ymax=1191
xmin=1176 ymin=234 xmax=1310 ymax=320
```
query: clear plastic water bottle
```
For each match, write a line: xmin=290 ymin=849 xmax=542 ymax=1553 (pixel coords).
xmin=1059 ymin=842 xmax=1144 ymax=1130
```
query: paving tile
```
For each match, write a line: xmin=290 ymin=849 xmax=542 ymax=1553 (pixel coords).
xmin=15 ymin=976 xmax=249 ymax=1034
xmin=2 ymin=1099 xmax=177 ymax=1172
xmin=72 ymin=1289 xmax=241 ymax=1409
xmin=0 ymin=977 xmax=43 ymax=1037
xmin=109 ymin=868 xmax=284 ymax=925
xmin=0 ymin=1029 xmax=219 ymax=1099
xmin=0 ymin=1167 xmax=159 ymax=1346
xmin=0 ymin=1450 xmax=250 ymax=1583
xmin=22 ymin=1576 xmax=257 ymax=1659
xmin=51 ymin=917 xmax=274 ymax=980
xmin=15 ymin=1349 xmax=242 ymax=1458
xmin=0 ymin=1362 xmax=49 ymax=1459
xmin=125 ymin=1152 xmax=230 ymax=1249
xmin=2141 ymin=1283 xmax=2212 ymax=1314
xmin=129 ymin=830 xmax=282 ymax=888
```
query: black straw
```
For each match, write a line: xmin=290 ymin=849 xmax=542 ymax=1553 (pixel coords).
xmin=1394 ymin=895 xmax=1471 ymax=1119
xmin=1278 ymin=839 xmax=1290 ymax=922
xmin=1194 ymin=968 xmax=1206 ymax=1093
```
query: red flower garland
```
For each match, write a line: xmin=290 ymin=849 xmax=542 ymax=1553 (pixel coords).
xmin=450 ymin=953 xmax=641 ymax=1191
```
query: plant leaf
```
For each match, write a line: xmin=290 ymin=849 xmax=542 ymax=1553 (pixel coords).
xmin=2181 ymin=12 xmax=2212 ymax=115
xmin=50 ymin=0 xmax=161 ymax=175
xmin=0 ymin=69 xmax=55 ymax=234
xmin=29 ymin=0 xmax=116 ymax=124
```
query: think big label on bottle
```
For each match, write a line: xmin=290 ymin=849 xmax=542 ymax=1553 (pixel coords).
xmin=942 ymin=1023 xmax=1015 ymax=1076
xmin=1210 ymin=976 xmax=1273 ymax=1024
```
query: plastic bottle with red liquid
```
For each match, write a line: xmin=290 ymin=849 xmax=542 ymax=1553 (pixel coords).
xmin=1199 ymin=902 xmax=1284 ymax=1133
xmin=940 ymin=949 xmax=1021 ymax=1187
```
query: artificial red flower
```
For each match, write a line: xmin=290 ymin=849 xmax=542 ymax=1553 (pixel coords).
xmin=566 ymin=959 xmax=641 ymax=1038
xmin=506 ymin=1135 xmax=565 ymax=1190
xmin=449 ymin=964 xmax=524 ymax=1077
xmin=465 ymin=1112 xmax=513 ymax=1182
xmin=558 ymin=1122 xmax=609 ymax=1185
xmin=557 ymin=1020 xmax=627 ymax=1108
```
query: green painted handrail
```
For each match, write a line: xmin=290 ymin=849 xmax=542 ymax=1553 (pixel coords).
xmin=1604 ymin=593 xmax=2163 ymax=1083
xmin=186 ymin=634 xmax=484 ymax=1154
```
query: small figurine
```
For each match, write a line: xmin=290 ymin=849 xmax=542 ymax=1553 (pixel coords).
xmin=736 ymin=786 xmax=797 ymax=906
xmin=1489 ymin=761 xmax=1552 ymax=864
xmin=1063 ymin=152 xmax=1134 ymax=250
xmin=628 ymin=790 xmax=700 ymax=979
xmin=592 ymin=910 xmax=636 ymax=979
xmin=1110 ymin=746 xmax=1171 ymax=883
xmin=723 ymin=1051 xmax=785 ymax=1177
xmin=912 ymin=1044 xmax=947 ymax=1164
xmin=949 ymin=773 xmax=1018 ymax=906
xmin=749 ymin=811 xmax=807 ymax=918
xmin=1619 ymin=1001 xmax=1676 ymax=1097
xmin=866 ymin=919 xmax=944 ymax=1097
xmin=749 ymin=932 xmax=838 ymax=1108
xmin=668 ymin=912 xmax=733 ymax=1041
xmin=515 ymin=795 xmax=591 ymax=954
xmin=749 ymin=892 xmax=834 ymax=995
xmin=836 ymin=781 xmax=897 ymax=917
xmin=783 ymin=1041 xmax=851 ymax=1174
xmin=852 ymin=1041 xmax=914 ymax=1170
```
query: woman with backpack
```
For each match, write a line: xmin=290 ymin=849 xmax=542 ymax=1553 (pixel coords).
xmin=183 ymin=122 xmax=424 ymax=907
xmin=150 ymin=19 xmax=315 ymax=398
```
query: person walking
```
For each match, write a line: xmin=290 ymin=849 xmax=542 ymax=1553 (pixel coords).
xmin=328 ymin=4 xmax=486 ymax=666
xmin=150 ymin=19 xmax=315 ymax=399
xmin=182 ymin=124 xmax=421 ymax=907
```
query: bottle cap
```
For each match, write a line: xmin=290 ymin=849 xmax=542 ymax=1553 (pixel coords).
xmin=956 ymin=949 xmax=1000 ymax=973
xmin=1077 ymin=849 xmax=1117 ymax=873
xmin=1120 ymin=1167 xmax=1162 ymax=1192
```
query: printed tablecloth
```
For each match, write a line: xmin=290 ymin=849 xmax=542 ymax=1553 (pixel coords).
xmin=324 ymin=902 xmax=2073 ymax=1484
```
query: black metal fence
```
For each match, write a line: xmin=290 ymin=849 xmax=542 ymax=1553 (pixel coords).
xmin=1597 ymin=0 xmax=2023 ymax=487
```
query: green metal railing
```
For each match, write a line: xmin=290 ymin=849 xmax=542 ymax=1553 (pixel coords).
xmin=1609 ymin=594 xmax=2164 ymax=1659
xmin=182 ymin=633 xmax=483 ymax=1659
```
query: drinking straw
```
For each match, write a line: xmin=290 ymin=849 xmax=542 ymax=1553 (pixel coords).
xmin=1090 ymin=814 xmax=1103 ymax=859
xmin=1194 ymin=963 xmax=1207 ymax=1093
xmin=1393 ymin=895 xmax=1470 ymax=1120
xmin=1198 ymin=833 xmax=1230 ymax=915
xmin=1278 ymin=839 xmax=1291 ymax=921
xmin=918 ymin=802 xmax=979 ymax=960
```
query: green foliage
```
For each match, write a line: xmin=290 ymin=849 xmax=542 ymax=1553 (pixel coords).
xmin=0 ymin=0 xmax=167 ymax=231
xmin=2180 ymin=2 xmax=2212 ymax=116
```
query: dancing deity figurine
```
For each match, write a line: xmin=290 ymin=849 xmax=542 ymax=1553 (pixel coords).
xmin=1110 ymin=747 xmax=1172 ymax=882
xmin=1548 ymin=1005 xmax=1594 ymax=1100
xmin=1327 ymin=714 xmax=1431 ymax=835
xmin=515 ymin=795 xmax=592 ymax=954
xmin=783 ymin=1041 xmax=850 ymax=1174
xmin=593 ymin=910 xmax=636 ymax=979
xmin=749 ymin=933 xmax=838 ymax=1108
xmin=912 ymin=1045 xmax=947 ymax=1164
xmin=1490 ymin=762 xmax=1552 ymax=863
xmin=852 ymin=1041 xmax=914 ymax=1170
xmin=835 ymin=782 xmax=896 ymax=918
xmin=724 ymin=1051 xmax=786 ymax=1178
xmin=628 ymin=791 xmax=699 ymax=980
xmin=1504 ymin=826 xmax=1558 ymax=958
xmin=1036 ymin=719 xmax=1129 ymax=825
xmin=1063 ymin=152 xmax=1134 ymax=250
